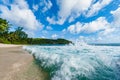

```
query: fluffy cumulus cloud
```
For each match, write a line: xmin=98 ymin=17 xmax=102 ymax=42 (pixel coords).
xmin=67 ymin=17 xmax=110 ymax=34
xmin=51 ymin=34 xmax=58 ymax=39
xmin=67 ymin=22 xmax=83 ymax=34
xmin=86 ymin=0 xmax=112 ymax=17
xmin=32 ymin=4 xmax=39 ymax=11
xmin=42 ymin=0 xmax=52 ymax=12
xmin=111 ymin=7 xmax=120 ymax=28
xmin=78 ymin=30 xmax=120 ymax=43
xmin=67 ymin=6 xmax=120 ymax=43
xmin=47 ymin=0 xmax=92 ymax=25
xmin=38 ymin=0 xmax=52 ymax=12
xmin=0 ymin=0 xmax=119 ymax=43
xmin=99 ymin=6 xmax=120 ymax=43
xmin=67 ymin=14 xmax=120 ymax=43
xmin=46 ymin=16 xmax=57 ymax=24
xmin=47 ymin=0 xmax=112 ymax=25
xmin=0 ymin=0 xmax=43 ymax=31
xmin=57 ymin=0 xmax=92 ymax=23
xmin=32 ymin=0 xmax=52 ymax=13
xmin=83 ymin=17 xmax=110 ymax=33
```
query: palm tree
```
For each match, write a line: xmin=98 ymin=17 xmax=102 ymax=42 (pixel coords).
xmin=0 ymin=18 xmax=9 ymax=33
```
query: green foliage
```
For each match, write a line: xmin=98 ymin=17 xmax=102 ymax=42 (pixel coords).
xmin=15 ymin=27 xmax=28 ymax=40
xmin=28 ymin=38 xmax=72 ymax=45
xmin=0 ymin=18 xmax=72 ymax=45
xmin=0 ymin=18 xmax=9 ymax=33
xmin=7 ymin=27 xmax=28 ymax=44
xmin=0 ymin=18 xmax=10 ymax=44
xmin=0 ymin=37 xmax=11 ymax=44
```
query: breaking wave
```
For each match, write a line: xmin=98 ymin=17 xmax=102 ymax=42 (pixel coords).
xmin=23 ymin=43 xmax=120 ymax=80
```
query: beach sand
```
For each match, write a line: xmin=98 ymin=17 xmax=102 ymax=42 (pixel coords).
xmin=0 ymin=44 xmax=49 ymax=80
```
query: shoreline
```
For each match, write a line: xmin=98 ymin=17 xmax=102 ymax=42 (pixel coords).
xmin=0 ymin=44 xmax=49 ymax=80
xmin=0 ymin=43 xmax=22 ymax=48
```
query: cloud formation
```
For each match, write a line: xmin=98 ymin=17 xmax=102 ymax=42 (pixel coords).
xmin=51 ymin=34 xmax=58 ymax=39
xmin=0 ymin=0 xmax=43 ymax=30
xmin=67 ymin=17 xmax=110 ymax=34
xmin=111 ymin=7 xmax=120 ymax=28
xmin=66 ymin=15 xmax=120 ymax=43
xmin=0 ymin=0 xmax=119 ymax=43
xmin=66 ymin=5 xmax=120 ymax=43
xmin=86 ymin=0 xmax=112 ymax=17
xmin=47 ymin=0 xmax=112 ymax=25
xmin=42 ymin=0 xmax=52 ymax=12
xmin=47 ymin=0 xmax=92 ymax=25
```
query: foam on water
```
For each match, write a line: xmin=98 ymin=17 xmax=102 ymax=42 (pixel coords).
xmin=23 ymin=43 xmax=120 ymax=80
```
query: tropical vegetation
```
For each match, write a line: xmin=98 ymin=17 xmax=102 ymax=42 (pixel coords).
xmin=0 ymin=18 xmax=72 ymax=44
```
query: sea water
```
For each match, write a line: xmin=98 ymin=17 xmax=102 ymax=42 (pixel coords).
xmin=23 ymin=43 xmax=120 ymax=80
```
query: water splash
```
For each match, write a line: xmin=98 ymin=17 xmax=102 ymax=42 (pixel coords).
xmin=23 ymin=43 xmax=120 ymax=80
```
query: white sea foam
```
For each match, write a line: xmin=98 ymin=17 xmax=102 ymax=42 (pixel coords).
xmin=23 ymin=43 xmax=120 ymax=80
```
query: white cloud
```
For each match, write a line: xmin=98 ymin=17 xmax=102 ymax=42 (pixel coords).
xmin=46 ymin=17 xmax=56 ymax=24
xmin=51 ymin=34 xmax=58 ymax=39
xmin=32 ymin=4 xmax=39 ymax=11
xmin=47 ymin=0 xmax=112 ymax=25
xmin=62 ymin=29 xmax=66 ymax=32
xmin=40 ymin=0 xmax=52 ymax=12
xmin=46 ymin=26 xmax=52 ymax=30
xmin=67 ymin=22 xmax=83 ymax=34
xmin=90 ymin=7 xmax=120 ymax=43
xmin=111 ymin=7 xmax=120 ymax=28
xmin=99 ymin=28 xmax=115 ymax=36
xmin=61 ymin=29 xmax=67 ymax=36
xmin=67 ymin=16 xmax=120 ymax=43
xmin=86 ymin=0 xmax=112 ymax=17
xmin=0 ymin=0 xmax=43 ymax=31
xmin=92 ymin=7 xmax=120 ymax=43
xmin=41 ymin=36 xmax=46 ymax=38
xmin=32 ymin=0 xmax=52 ymax=12
xmin=96 ymin=33 xmax=120 ymax=43
xmin=25 ymin=30 xmax=35 ymax=37
xmin=46 ymin=16 xmax=65 ymax=25
xmin=57 ymin=0 xmax=92 ymax=23
xmin=47 ymin=0 xmax=92 ymax=25
xmin=74 ymin=9 xmax=120 ymax=43
xmin=77 ymin=33 xmax=120 ymax=43
xmin=67 ymin=17 xmax=110 ymax=34
xmin=82 ymin=17 xmax=110 ymax=33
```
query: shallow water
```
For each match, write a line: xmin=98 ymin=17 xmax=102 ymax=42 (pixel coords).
xmin=23 ymin=44 xmax=120 ymax=80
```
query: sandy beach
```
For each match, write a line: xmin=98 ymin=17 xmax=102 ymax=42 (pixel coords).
xmin=0 ymin=44 xmax=48 ymax=80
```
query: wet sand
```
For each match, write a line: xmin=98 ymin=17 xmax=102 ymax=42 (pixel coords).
xmin=0 ymin=45 xmax=48 ymax=80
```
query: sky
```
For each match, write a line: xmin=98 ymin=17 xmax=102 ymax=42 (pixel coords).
xmin=0 ymin=0 xmax=120 ymax=43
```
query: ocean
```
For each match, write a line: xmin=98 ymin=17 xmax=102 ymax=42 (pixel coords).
xmin=23 ymin=43 xmax=120 ymax=80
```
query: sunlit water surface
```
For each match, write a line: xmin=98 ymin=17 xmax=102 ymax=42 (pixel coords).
xmin=23 ymin=43 xmax=120 ymax=80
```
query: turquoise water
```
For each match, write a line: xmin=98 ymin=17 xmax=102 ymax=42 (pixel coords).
xmin=23 ymin=43 xmax=120 ymax=80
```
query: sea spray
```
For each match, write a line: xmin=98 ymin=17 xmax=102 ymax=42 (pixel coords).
xmin=23 ymin=43 xmax=120 ymax=80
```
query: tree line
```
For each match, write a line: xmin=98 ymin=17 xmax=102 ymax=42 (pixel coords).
xmin=0 ymin=18 xmax=72 ymax=44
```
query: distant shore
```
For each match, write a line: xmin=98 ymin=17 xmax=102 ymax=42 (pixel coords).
xmin=0 ymin=44 xmax=49 ymax=80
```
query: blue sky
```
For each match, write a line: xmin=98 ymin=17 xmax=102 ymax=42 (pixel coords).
xmin=0 ymin=0 xmax=120 ymax=43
